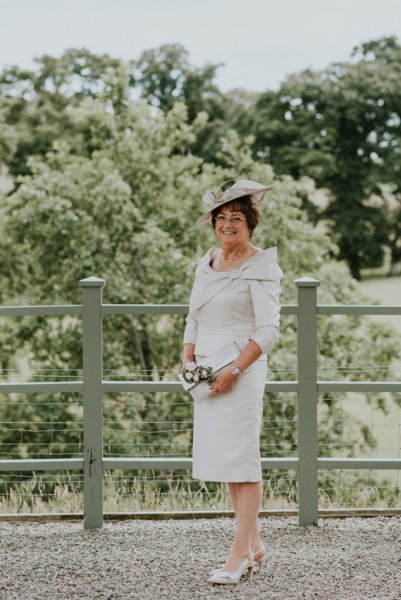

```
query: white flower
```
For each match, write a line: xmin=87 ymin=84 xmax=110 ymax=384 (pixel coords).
xmin=193 ymin=374 xmax=199 ymax=382
xmin=186 ymin=372 xmax=193 ymax=380
xmin=186 ymin=361 xmax=197 ymax=372
xmin=201 ymin=369 xmax=208 ymax=377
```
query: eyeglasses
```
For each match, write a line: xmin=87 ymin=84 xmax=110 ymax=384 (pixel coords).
xmin=215 ymin=215 xmax=247 ymax=224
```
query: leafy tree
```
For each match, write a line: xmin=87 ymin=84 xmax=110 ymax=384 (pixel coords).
xmin=0 ymin=48 xmax=127 ymax=178
xmin=133 ymin=43 xmax=237 ymax=163
xmin=249 ymin=37 xmax=401 ymax=279
xmin=0 ymin=44 xmax=235 ymax=180
xmin=0 ymin=51 xmax=399 ymax=510
xmin=357 ymin=38 xmax=401 ymax=275
xmin=2 ymin=40 xmax=401 ymax=278
xmin=0 ymin=70 xmax=398 ymax=469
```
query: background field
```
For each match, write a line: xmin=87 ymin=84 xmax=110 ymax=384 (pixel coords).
xmin=346 ymin=276 xmax=401 ymax=481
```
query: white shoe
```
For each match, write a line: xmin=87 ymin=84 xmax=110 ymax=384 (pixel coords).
xmin=208 ymin=554 xmax=254 ymax=585
xmin=252 ymin=545 xmax=268 ymax=573
xmin=210 ymin=546 xmax=268 ymax=576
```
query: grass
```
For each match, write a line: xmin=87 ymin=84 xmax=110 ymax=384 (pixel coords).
xmin=1 ymin=469 xmax=400 ymax=514
xmin=358 ymin=275 xmax=401 ymax=335
xmin=0 ymin=470 xmax=298 ymax=514
xmin=344 ymin=275 xmax=401 ymax=481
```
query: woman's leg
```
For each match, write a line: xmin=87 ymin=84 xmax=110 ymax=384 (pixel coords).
xmin=222 ymin=481 xmax=263 ymax=571
xmin=227 ymin=482 xmax=239 ymax=515
xmin=228 ymin=482 xmax=264 ymax=553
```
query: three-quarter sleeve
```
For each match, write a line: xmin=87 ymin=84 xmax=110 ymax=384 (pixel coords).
xmin=183 ymin=312 xmax=198 ymax=345
xmin=183 ymin=256 xmax=204 ymax=346
xmin=249 ymin=275 xmax=282 ymax=354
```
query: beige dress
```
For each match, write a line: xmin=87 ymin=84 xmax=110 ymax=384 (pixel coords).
xmin=183 ymin=246 xmax=283 ymax=482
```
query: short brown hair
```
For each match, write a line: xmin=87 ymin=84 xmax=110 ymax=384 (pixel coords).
xmin=211 ymin=195 xmax=260 ymax=237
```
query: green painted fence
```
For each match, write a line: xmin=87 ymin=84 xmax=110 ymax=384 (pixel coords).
xmin=0 ymin=275 xmax=401 ymax=528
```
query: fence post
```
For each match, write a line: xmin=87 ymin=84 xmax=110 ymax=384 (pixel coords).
xmin=80 ymin=276 xmax=105 ymax=529
xmin=295 ymin=276 xmax=320 ymax=526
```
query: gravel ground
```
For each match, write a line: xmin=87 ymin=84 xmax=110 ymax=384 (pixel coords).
xmin=1 ymin=516 xmax=401 ymax=600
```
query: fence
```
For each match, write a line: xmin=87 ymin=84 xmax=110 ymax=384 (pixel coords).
xmin=0 ymin=275 xmax=400 ymax=529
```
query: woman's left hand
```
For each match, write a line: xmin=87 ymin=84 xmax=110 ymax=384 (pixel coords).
xmin=208 ymin=367 xmax=239 ymax=396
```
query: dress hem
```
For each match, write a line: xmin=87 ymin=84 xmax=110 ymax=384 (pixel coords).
xmin=192 ymin=473 xmax=262 ymax=483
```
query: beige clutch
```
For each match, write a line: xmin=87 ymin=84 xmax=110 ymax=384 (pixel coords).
xmin=178 ymin=341 xmax=241 ymax=404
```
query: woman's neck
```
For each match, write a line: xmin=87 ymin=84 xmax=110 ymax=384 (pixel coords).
xmin=220 ymin=241 xmax=251 ymax=258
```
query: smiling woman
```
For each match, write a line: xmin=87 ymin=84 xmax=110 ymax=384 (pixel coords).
xmin=212 ymin=196 xmax=260 ymax=231
xmin=211 ymin=196 xmax=261 ymax=269
xmin=181 ymin=178 xmax=282 ymax=585
xmin=206 ymin=182 xmax=271 ymax=271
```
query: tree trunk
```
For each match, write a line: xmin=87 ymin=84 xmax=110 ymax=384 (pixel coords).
xmin=388 ymin=259 xmax=399 ymax=277
xmin=388 ymin=239 xmax=401 ymax=277
xmin=348 ymin=254 xmax=361 ymax=281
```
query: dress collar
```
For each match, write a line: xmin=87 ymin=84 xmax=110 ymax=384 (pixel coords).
xmin=188 ymin=246 xmax=281 ymax=313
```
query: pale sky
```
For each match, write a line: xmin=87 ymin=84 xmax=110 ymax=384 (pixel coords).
xmin=0 ymin=0 xmax=400 ymax=92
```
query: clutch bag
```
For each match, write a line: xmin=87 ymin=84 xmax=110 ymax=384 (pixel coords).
xmin=178 ymin=340 xmax=241 ymax=404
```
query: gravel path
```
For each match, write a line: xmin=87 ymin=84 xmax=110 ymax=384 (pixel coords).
xmin=1 ymin=516 xmax=401 ymax=599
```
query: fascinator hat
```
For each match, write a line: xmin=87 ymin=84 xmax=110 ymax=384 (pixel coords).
xmin=196 ymin=179 xmax=274 ymax=226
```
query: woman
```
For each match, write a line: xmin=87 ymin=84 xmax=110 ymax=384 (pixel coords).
xmin=182 ymin=179 xmax=283 ymax=585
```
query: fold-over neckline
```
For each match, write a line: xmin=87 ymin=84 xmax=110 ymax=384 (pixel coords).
xmin=207 ymin=246 xmax=277 ymax=273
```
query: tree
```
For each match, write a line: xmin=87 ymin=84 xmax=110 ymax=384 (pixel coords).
xmin=249 ymin=37 xmax=401 ymax=279
xmin=0 ymin=44 xmax=237 ymax=180
xmin=0 ymin=48 xmax=128 ymax=178
xmin=356 ymin=38 xmax=401 ymax=275
xmin=3 ymin=40 xmax=401 ymax=277
xmin=0 ymin=73 xmax=398 ymax=468
xmin=0 ymin=52 xmax=399 ymax=509
xmin=133 ymin=43 xmax=238 ymax=163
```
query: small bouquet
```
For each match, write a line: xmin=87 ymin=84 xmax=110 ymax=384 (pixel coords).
xmin=178 ymin=342 xmax=241 ymax=404
xmin=181 ymin=361 xmax=214 ymax=386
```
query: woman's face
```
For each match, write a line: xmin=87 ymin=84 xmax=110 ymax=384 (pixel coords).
xmin=214 ymin=206 xmax=250 ymax=246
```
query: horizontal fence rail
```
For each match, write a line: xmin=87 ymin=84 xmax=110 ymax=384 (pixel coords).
xmin=0 ymin=275 xmax=400 ymax=528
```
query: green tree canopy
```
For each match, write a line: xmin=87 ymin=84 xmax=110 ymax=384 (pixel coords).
xmin=0 ymin=70 xmax=398 ymax=464
xmin=2 ymin=40 xmax=401 ymax=278
xmin=249 ymin=36 xmax=401 ymax=278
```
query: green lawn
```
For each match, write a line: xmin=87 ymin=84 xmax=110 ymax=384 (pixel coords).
xmin=343 ymin=276 xmax=401 ymax=479
xmin=358 ymin=275 xmax=401 ymax=334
